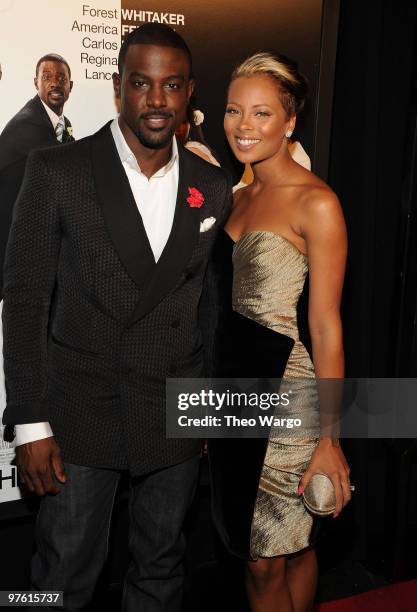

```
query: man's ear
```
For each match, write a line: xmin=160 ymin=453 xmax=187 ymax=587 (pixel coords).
xmin=69 ymin=80 xmax=73 ymax=92
xmin=34 ymin=76 xmax=39 ymax=92
xmin=113 ymin=72 xmax=121 ymax=98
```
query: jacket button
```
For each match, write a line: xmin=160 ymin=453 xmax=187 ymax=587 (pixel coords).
xmin=171 ymin=319 xmax=180 ymax=328
xmin=184 ymin=271 xmax=193 ymax=281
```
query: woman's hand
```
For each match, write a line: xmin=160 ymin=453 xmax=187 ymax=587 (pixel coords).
xmin=298 ymin=438 xmax=351 ymax=518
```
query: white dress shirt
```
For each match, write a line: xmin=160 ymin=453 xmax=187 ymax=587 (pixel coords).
xmin=14 ymin=117 xmax=179 ymax=446
xmin=110 ymin=117 xmax=179 ymax=261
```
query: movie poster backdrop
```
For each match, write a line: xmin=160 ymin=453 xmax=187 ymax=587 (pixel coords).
xmin=0 ymin=0 xmax=338 ymax=513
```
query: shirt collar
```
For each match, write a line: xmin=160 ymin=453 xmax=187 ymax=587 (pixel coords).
xmin=39 ymin=97 xmax=63 ymax=131
xmin=110 ymin=117 xmax=178 ymax=178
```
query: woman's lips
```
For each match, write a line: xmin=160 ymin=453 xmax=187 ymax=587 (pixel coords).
xmin=235 ymin=137 xmax=261 ymax=151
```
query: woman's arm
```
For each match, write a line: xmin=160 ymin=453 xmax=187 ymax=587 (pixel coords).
xmin=304 ymin=189 xmax=346 ymax=378
xmin=298 ymin=188 xmax=351 ymax=517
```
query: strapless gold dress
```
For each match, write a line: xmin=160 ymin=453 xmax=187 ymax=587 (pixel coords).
xmin=209 ymin=230 xmax=320 ymax=559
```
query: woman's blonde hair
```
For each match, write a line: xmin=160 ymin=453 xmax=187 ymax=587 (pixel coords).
xmin=231 ymin=51 xmax=308 ymax=118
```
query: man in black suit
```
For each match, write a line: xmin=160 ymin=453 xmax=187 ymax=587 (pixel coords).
xmin=2 ymin=24 xmax=230 ymax=611
xmin=0 ymin=53 xmax=74 ymax=293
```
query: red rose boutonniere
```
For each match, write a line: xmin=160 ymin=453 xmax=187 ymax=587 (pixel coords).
xmin=186 ymin=187 xmax=204 ymax=208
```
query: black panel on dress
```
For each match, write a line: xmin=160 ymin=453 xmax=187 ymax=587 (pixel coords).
xmin=208 ymin=231 xmax=295 ymax=559
xmin=296 ymin=274 xmax=313 ymax=361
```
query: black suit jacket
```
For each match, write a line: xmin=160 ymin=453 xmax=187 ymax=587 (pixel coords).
xmin=0 ymin=95 xmax=74 ymax=294
xmin=2 ymin=123 xmax=231 ymax=476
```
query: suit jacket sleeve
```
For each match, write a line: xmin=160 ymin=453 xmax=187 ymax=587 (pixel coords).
xmin=2 ymin=150 xmax=60 ymax=425
xmin=199 ymin=173 xmax=233 ymax=377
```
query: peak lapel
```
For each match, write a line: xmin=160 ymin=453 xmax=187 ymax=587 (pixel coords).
xmin=128 ymin=143 xmax=201 ymax=325
xmin=90 ymin=123 xmax=155 ymax=288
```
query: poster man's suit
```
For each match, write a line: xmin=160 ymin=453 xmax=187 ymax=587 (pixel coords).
xmin=0 ymin=95 xmax=74 ymax=293
xmin=2 ymin=121 xmax=231 ymax=609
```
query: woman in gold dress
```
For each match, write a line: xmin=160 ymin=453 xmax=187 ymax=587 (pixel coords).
xmin=209 ymin=53 xmax=351 ymax=611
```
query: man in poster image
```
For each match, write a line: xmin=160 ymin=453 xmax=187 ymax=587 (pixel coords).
xmin=2 ymin=24 xmax=230 ymax=611
xmin=0 ymin=53 xmax=74 ymax=294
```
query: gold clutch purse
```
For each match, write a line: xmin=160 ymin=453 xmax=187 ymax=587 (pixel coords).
xmin=302 ymin=473 xmax=336 ymax=516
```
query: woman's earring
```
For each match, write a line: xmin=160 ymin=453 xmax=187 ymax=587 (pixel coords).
xmin=286 ymin=130 xmax=293 ymax=138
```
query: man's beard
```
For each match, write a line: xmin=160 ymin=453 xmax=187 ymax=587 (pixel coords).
xmin=135 ymin=125 xmax=176 ymax=149
xmin=134 ymin=113 xmax=176 ymax=149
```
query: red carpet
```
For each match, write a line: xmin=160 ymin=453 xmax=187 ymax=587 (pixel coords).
xmin=314 ymin=579 xmax=417 ymax=612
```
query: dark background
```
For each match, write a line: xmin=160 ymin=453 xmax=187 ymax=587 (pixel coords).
xmin=1 ymin=0 xmax=417 ymax=608
xmin=326 ymin=0 xmax=417 ymax=591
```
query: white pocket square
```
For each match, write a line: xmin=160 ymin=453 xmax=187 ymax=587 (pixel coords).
xmin=200 ymin=216 xmax=216 ymax=233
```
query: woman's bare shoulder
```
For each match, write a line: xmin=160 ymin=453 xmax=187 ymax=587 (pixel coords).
xmin=296 ymin=182 xmax=345 ymax=244
xmin=294 ymin=170 xmax=340 ymax=214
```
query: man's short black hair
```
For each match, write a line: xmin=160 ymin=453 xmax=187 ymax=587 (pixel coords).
xmin=118 ymin=23 xmax=192 ymax=77
xmin=36 ymin=54 xmax=71 ymax=79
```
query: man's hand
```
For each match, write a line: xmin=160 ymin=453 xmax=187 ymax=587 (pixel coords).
xmin=16 ymin=437 xmax=67 ymax=496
